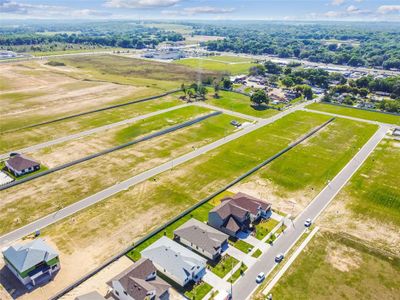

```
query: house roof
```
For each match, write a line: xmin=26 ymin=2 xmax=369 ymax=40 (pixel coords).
xmin=2 ymin=239 xmax=58 ymax=273
xmin=174 ymin=219 xmax=228 ymax=255
xmin=210 ymin=200 xmax=248 ymax=221
xmin=221 ymin=192 xmax=271 ymax=215
xmin=141 ymin=237 xmax=206 ymax=284
xmin=74 ymin=291 xmax=106 ymax=300
xmin=107 ymin=258 xmax=169 ymax=300
xmin=6 ymin=155 xmax=39 ymax=172
xmin=224 ymin=216 xmax=241 ymax=233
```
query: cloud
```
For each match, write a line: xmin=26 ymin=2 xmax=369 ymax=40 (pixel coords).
xmin=377 ymin=5 xmax=400 ymax=14
xmin=0 ymin=0 xmax=59 ymax=14
xmin=72 ymin=9 xmax=112 ymax=17
xmin=331 ymin=0 xmax=345 ymax=6
xmin=104 ymin=0 xmax=182 ymax=8
xmin=346 ymin=5 xmax=358 ymax=12
xmin=184 ymin=6 xmax=234 ymax=15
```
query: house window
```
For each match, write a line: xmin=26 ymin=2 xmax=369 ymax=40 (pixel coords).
xmin=115 ymin=291 xmax=119 ymax=296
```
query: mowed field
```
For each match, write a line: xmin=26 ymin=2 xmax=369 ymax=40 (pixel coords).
xmin=270 ymin=232 xmax=400 ymax=299
xmin=0 ymin=54 xmax=219 ymax=134
xmin=320 ymin=134 xmax=400 ymax=254
xmin=231 ymin=118 xmax=378 ymax=215
xmin=0 ymin=109 xmax=243 ymax=236
xmin=3 ymin=111 xmax=330 ymax=299
xmin=307 ymin=102 xmax=400 ymax=125
xmin=206 ymin=90 xmax=278 ymax=118
xmin=175 ymin=56 xmax=256 ymax=75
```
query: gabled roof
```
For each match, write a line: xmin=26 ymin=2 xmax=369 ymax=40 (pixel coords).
xmin=221 ymin=192 xmax=271 ymax=215
xmin=6 ymin=155 xmax=39 ymax=172
xmin=2 ymin=239 xmax=58 ymax=273
xmin=210 ymin=200 xmax=248 ymax=220
xmin=107 ymin=258 xmax=170 ymax=300
xmin=141 ymin=237 xmax=206 ymax=284
xmin=224 ymin=216 xmax=241 ymax=233
xmin=174 ymin=219 xmax=228 ymax=255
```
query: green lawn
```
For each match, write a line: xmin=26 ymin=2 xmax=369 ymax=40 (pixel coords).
xmin=252 ymin=118 xmax=378 ymax=194
xmin=209 ymin=255 xmax=239 ymax=278
xmin=338 ymin=137 xmax=400 ymax=226
xmin=307 ymin=103 xmax=400 ymax=125
xmin=270 ymin=232 xmax=400 ymax=299
xmin=207 ymin=91 xmax=279 ymax=118
xmin=175 ymin=58 xmax=255 ymax=75
xmin=252 ymin=249 xmax=262 ymax=258
xmin=230 ymin=239 xmax=254 ymax=253
xmin=228 ymin=263 xmax=248 ymax=283
xmin=254 ymin=218 xmax=280 ymax=240
xmin=184 ymin=281 xmax=213 ymax=300
xmin=204 ymin=56 xmax=253 ymax=63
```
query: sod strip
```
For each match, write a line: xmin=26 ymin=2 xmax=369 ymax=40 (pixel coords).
xmin=50 ymin=117 xmax=334 ymax=300
xmin=0 ymin=111 xmax=221 ymax=191
xmin=3 ymin=89 xmax=180 ymax=134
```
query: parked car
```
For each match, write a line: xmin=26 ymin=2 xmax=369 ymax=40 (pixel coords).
xmin=256 ymin=272 xmax=265 ymax=283
xmin=230 ymin=120 xmax=241 ymax=127
xmin=275 ymin=253 xmax=284 ymax=263
xmin=304 ymin=218 xmax=312 ymax=227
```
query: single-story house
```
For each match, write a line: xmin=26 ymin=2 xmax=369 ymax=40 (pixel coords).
xmin=5 ymin=154 xmax=40 ymax=177
xmin=173 ymin=218 xmax=229 ymax=261
xmin=107 ymin=258 xmax=170 ymax=300
xmin=74 ymin=291 xmax=106 ymax=300
xmin=208 ymin=193 xmax=272 ymax=236
xmin=2 ymin=238 xmax=60 ymax=286
xmin=141 ymin=236 xmax=207 ymax=287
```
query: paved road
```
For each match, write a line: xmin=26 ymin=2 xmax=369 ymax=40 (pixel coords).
xmin=232 ymin=125 xmax=389 ymax=300
xmin=0 ymin=100 xmax=311 ymax=247
xmin=0 ymin=104 xmax=190 ymax=160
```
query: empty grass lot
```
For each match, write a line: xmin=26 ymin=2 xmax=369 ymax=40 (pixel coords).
xmin=40 ymin=112 xmax=330 ymax=258
xmin=337 ymin=137 xmax=400 ymax=226
xmin=0 ymin=113 xmax=243 ymax=235
xmin=207 ymin=91 xmax=279 ymax=118
xmin=209 ymin=255 xmax=239 ymax=278
xmin=307 ymin=103 xmax=400 ymax=125
xmin=0 ymin=95 xmax=182 ymax=153
xmin=175 ymin=58 xmax=256 ymax=75
xmin=270 ymin=232 xmax=400 ymax=299
xmin=242 ymin=118 xmax=378 ymax=214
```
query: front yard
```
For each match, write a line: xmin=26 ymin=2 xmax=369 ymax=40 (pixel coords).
xmin=254 ymin=218 xmax=280 ymax=240
xmin=228 ymin=263 xmax=248 ymax=283
xmin=209 ymin=254 xmax=239 ymax=278
xmin=184 ymin=281 xmax=213 ymax=300
xmin=229 ymin=238 xmax=254 ymax=253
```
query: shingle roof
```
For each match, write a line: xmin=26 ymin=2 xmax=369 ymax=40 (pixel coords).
xmin=210 ymin=200 xmax=248 ymax=220
xmin=174 ymin=219 xmax=228 ymax=255
xmin=6 ymin=155 xmax=39 ymax=172
xmin=224 ymin=216 xmax=241 ymax=233
xmin=2 ymin=239 xmax=58 ymax=273
xmin=221 ymin=193 xmax=271 ymax=215
xmin=141 ymin=237 xmax=206 ymax=284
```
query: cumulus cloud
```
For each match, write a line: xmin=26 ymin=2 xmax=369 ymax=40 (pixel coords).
xmin=104 ymin=0 xmax=182 ymax=8
xmin=184 ymin=6 xmax=234 ymax=15
xmin=331 ymin=0 xmax=345 ymax=6
xmin=0 ymin=0 xmax=61 ymax=14
xmin=377 ymin=5 xmax=400 ymax=14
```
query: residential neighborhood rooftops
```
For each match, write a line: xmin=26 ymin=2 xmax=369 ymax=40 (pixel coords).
xmin=5 ymin=154 xmax=40 ymax=172
xmin=174 ymin=218 xmax=228 ymax=256
xmin=221 ymin=192 xmax=272 ymax=216
xmin=2 ymin=238 xmax=58 ymax=274
xmin=210 ymin=200 xmax=248 ymax=220
xmin=141 ymin=236 xmax=206 ymax=284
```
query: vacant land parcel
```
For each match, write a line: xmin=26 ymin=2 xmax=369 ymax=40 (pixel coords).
xmin=306 ymin=103 xmax=400 ymax=125
xmin=230 ymin=118 xmax=378 ymax=215
xmin=175 ymin=57 xmax=256 ymax=75
xmin=270 ymin=232 xmax=400 ymax=299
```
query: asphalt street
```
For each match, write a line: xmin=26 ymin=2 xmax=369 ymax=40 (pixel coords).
xmin=232 ymin=125 xmax=389 ymax=300
xmin=0 ymin=100 xmax=311 ymax=247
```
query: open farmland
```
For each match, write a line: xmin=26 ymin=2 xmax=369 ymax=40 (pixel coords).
xmin=231 ymin=118 xmax=378 ymax=215
xmin=175 ymin=57 xmax=256 ymax=75
xmin=0 ymin=111 xmax=244 ymax=235
xmin=206 ymin=90 xmax=278 ymax=118
xmin=270 ymin=232 xmax=400 ymax=299
xmin=0 ymin=94 xmax=182 ymax=153
xmin=2 ymin=111 xmax=330 ymax=299
xmin=306 ymin=103 xmax=400 ymax=125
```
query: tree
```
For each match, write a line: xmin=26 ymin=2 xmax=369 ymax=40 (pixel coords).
xmin=197 ymin=84 xmax=208 ymax=100
xmin=249 ymin=64 xmax=265 ymax=76
xmin=281 ymin=76 xmax=294 ymax=87
xmin=250 ymin=89 xmax=269 ymax=106
xmin=213 ymin=79 xmax=220 ymax=98
xmin=222 ymin=78 xmax=232 ymax=90
xmin=264 ymin=61 xmax=282 ymax=74
xmin=181 ymin=83 xmax=187 ymax=99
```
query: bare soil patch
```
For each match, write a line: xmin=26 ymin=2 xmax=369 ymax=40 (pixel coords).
xmin=325 ymin=242 xmax=363 ymax=272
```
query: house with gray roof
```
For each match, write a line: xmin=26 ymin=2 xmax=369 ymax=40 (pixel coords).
xmin=107 ymin=258 xmax=170 ymax=300
xmin=173 ymin=218 xmax=228 ymax=261
xmin=2 ymin=238 xmax=60 ymax=286
xmin=208 ymin=193 xmax=272 ymax=236
xmin=141 ymin=236 xmax=206 ymax=287
xmin=5 ymin=154 xmax=40 ymax=177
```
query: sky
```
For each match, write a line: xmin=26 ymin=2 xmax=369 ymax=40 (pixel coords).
xmin=0 ymin=0 xmax=400 ymax=21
